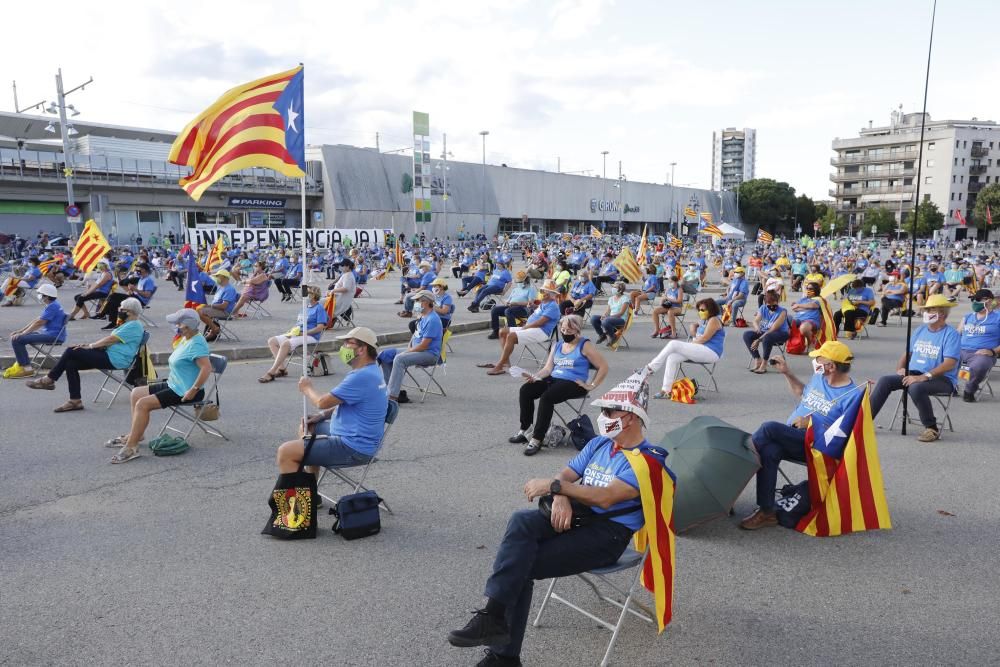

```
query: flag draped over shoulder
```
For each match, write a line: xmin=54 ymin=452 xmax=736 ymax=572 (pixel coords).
xmin=72 ymin=220 xmax=112 ymax=274
xmin=621 ymin=447 xmax=676 ymax=631
xmin=168 ymin=66 xmax=306 ymax=201
xmin=613 ymin=246 xmax=642 ymax=283
xmin=590 ymin=225 xmax=603 ymax=238
xmin=813 ymin=296 xmax=837 ymax=348
xmin=796 ymin=386 xmax=892 ymax=536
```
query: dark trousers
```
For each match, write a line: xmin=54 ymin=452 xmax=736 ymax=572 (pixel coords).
xmin=74 ymin=292 xmax=107 ymax=308
xmin=591 ymin=315 xmax=625 ymax=339
xmin=562 ymin=298 xmax=592 ymax=317
xmin=751 ymin=421 xmax=807 ymax=510
xmin=48 ymin=347 xmax=115 ymax=400
xmin=869 ymin=374 xmax=955 ymax=429
xmin=472 ymin=284 xmax=502 ymax=307
xmin=743 ymin=329 xmax=790 ymax=360
xmin=832 ymin=309 xmax=867 ymax=333
xmin=99 ymin=293 xmax=128 ymax=321
xmin=880 ymin=298 xmax=904 ymax=324
xmin=491 ymin=305 xmax=529 ymax=333
xmin=592 ymin=276 xmax=615 ymax=293
xmin=483 ymin=509 xmax=631 ymax=659
xmin=518 ymin=377 xmax=588 ymax=440
xmin=452 ymin=265 xmax=469 ymax=278
xmin=276 ymin=278 xmax=300 ymax=296
xmin=960 ymin=349 xmax=997 ymax=395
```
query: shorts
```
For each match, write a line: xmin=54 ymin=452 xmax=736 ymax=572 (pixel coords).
xmin=303 ymin=427 xmax=374 ymax=467
xmin=509 ymin=326 xmax=550 ymax=345
xmin=201 ymin=306 xmax=229 ymax=320
xmin=274 ymin=334 xmax=319 ymax=351
xmin=147 ymin=380 xmax=204 ymax=408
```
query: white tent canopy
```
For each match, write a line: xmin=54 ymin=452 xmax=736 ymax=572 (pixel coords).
xmin=717 ymin=222 xmax=745 ymax=239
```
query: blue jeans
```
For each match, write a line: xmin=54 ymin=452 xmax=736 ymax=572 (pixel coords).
xmin=591 ymin=315 xmax=625 ymax=339
xmin=378 ymin=348 xmax=439 ymax=398
xmin=302 ymin=429 xmax=373 ymax=467
xmin=400 ymin=277 xmax=420 ymax=296
xmin=751 ymin=421 xmax=807 ymax=511
xmin=743 ymin=329 xmax=790 ymax=360
xmin=461 ymin=276 xmax=484 ymax=292
xmin=472 ymin=284 xmax=502 ymax=307
xmin=490 ymin=304 xmax=529 ymax=333
xmin=12 ymin=332 xmax=62 ymax=366
xmin=484 ymin=509 xmax=631 ymax=658
xmin=869 ymin=373 xmax=955 ymax=429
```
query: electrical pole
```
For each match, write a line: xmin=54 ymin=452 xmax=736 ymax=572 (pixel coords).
xmin=480 ymin=130 xmax=489 ymax=238
xmin=601 ymin=150 xmax=609 ymax=232
xmin=375 ymin=131 xmax=380 ymax=152
xmin=617 ymin=161 xmax=623 ymax=236
xmin=441 ymin=133 xmax=449 ymax=235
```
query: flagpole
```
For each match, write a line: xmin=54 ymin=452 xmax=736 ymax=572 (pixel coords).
xmin=300 ymin=174 xmax=309 ymax=423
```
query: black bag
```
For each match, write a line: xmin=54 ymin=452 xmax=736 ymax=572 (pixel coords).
xmin=775 ymin=481 xmax=811 ymax=529
xmin=261 ymin=435 xmax=319 ymax=540
xmin=331 ymin=490 xmax=382 ymax=540
xmin=566 ymin=414 xmax=596 ymax=451
xmin=542 ymin=424 xmax=568 ymax=449
xmin=538 ymin=494 xmax=637 ymax=529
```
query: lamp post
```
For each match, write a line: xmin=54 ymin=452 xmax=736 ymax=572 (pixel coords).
xmin=436 ymin=133 xmax=452 ymax=237
xmin=668 ymin=161 xmax=676 ymax=237
xmin=617 ymin=162 xmax=626 ymax=236
xmin=480 ymin=130 xmax=489 ymax=238
xmin=601 ymin=150 xmax=609 ymax=232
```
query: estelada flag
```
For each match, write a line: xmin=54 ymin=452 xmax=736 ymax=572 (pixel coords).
xmin=72 ymin=219 xmax=112 ymax=274
xmin=38 ymin=258 xmax=59 ymax=275
xmin=612 ymin=246 xmax=642 ymax=284
xmin=620 ymin=446 xmax=676 ymax=631
xmin=204 ymin=236 xmax=226 ymax=272
xmin=796 ymin=385 xmax=892 ymax=536
xmin=699 ymin=211 xmax=713 ymax=224
xmin=813 ymin=296 xmax=837 ymax=348
xmin=683 ymin=206 xmax=697 ymax=218
xmin=322 ymin=292 xmax=336 ymax=329
xmin=636 ymin=224 xmax=649 ymax=264
xmin=394 ymin=243 xmax=404 ymax=270
xmin=590 ymin=225 xmax=603 ymax=238
xmin=757 ymin=229 xmax=774 ymax=244
xmin=701 ymin=223 xmax=724 ymax=239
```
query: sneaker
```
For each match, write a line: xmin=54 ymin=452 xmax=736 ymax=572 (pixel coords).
xmin=101 ymin=323 xmax=116 ymax=330
xmin=963 ymin=391 xmax=977 ymax=403
xmin=447 ymin=610 xmax=511 ymax=648
xmin=396 ymin=390 xmax=410 ymax=404
xmin=476 ymin=649 xmax=522 ymax=667
xmin=596 ymin=334 xmax=608 ymax=344
xmin=523 ymin=440 xmax=543 ymax=456
xmin=7 ymin=367 xmax=35 ymax=379
xmin=917 ymin=427 xmax=940 ymax=443
xmin=739 ymin=509 xmax=777 ymax=530
xmin=467 ymin=305 xmax=480 ymax=313
xmin=508 ymin=431 xmax=528 ymax=444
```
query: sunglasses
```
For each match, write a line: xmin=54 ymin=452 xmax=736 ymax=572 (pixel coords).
xmin=697 ymin=308 xmax=708 ymax=312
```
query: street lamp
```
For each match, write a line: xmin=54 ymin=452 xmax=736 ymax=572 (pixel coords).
xmin=601 ymin=150 xmax=609 ymax=232
xmin=436 ymin=133 xmax=452 ymax=236
xmin=668 ymin=161 xmax=677 ymax=237
xmin=480 ymin=130 xmax=489 ymax=238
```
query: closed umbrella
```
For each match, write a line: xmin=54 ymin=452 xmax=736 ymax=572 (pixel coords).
xmin=820 ymin=273 xmax=857 ymax=298
xmin=658 ymin=416 xmax=760 ymax=533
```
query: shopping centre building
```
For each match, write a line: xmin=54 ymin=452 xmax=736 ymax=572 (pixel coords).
xmin=0 ymin=110 xmax=742 ymax=244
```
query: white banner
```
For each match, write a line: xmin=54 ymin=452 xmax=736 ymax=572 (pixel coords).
xmin=185 ymin=227 xmax=392 ymax=250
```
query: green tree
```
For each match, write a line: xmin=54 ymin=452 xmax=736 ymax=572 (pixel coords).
xmin=972 ymin=183 xmax=1000 ymax=234
xmin=902 ymin=200 xmax=944 ymax=237
xmin=794 ymin=195 xmax=816 ymax=233
xmin=814 ymin=201 xmax=830 ymax=223
xmin=736 ymin=178 xmax=797 ymax=230
xmin=863 ymin=207 xmax=897 ymax=235
xmin=820 ymin=206 xmax=845 ymax=234
xmin=401 ymin=172 xmax=413 ymax=194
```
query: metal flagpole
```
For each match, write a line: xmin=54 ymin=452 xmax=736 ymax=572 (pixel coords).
xmin=300 ymin=174 xmax=309 ymax=423
xmin=901 ymin=0 xmax=937 ymax=435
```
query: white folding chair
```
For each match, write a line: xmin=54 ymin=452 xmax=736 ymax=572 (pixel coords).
xmin=316 ymin=400 xmax=400 ymax=514
xmin=404 ymin=352 xmax=448 ymax=403
xmin=532 ymin=548 xmax=654 ymax=667
xmin=244 ymin=298 xmax=273 ymax=319
xmin=516 ymin=328 xmax=557 ymax=369
xmin=679 ymin=361 xmax=720 ymax=393
xmin=28 ymin=325 xmax=67 ymax=370
xmin=885 ymin=390 xmax=955 ymax=433
xmin=157 ymin=354 xmax=229 ymax=440
xmin=213 ymin=311 xmax=241 ymax=343
xmin=94 ymin=331 xmax=151 ymax=408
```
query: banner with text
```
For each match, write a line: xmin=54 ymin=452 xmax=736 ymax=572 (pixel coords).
xmin=186 ymin=227 xmax=392 ymax=250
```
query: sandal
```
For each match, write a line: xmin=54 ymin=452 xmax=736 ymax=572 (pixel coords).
xmin=486 ymin=367 xmax=507 ymax=376
xmin=110 ymin=446 xmax=140 ymax=464
xmin=653 ymin=390 xmax=670 ymax=399
xmin=53 ymin=400 xmax=84 ymax=413
xmin=475 ymin=362 xmax=497 ymax=368
xmin=105 ymin=433 xmax=130 ymax=447
xmin=258 ymin=373 xmax=277 ymax=383
xmin=276 ymin=369 xmax=288 ymax=378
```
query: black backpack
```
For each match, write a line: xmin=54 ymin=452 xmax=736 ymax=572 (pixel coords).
xmin=775 ymin=481 xmax=811 ymax=529
xmin=566 ymin=414 xmax=597 ymax=450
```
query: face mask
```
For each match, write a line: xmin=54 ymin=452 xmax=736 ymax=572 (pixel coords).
xmin=339 ymin=345 xmax=356 ymax=365
xmin=561 ymin=333 xmax=577 ymax=343
xmin=597 ymin=413 xmax=625 ymax=439
xmin=972 ymin=301 xmax=986 ymax=313
xmin=923 ymin=312 xmax=940 ymax=324
xmin=812 ymin=359 xmax=826 ymax=374
xmin=767 ymin=305 xmax=778 ymax=311
xmin=432 ymin=287 xmax=442 ymax=296
xmin=698 ymin=310 xmax=709 ymax=320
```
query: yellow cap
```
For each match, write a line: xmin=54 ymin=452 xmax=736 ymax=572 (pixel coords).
xmin=733 ymin=266 xmax=745 ymax=273
xmin=430 ymin=277 xmax=448 ymax=288
xmin=923 ymin=294 xmax=957 ymax=309
xmin=809 ymin=340 xmax=854 ymax=363
xmin=212 ymin=269 xmax=232 ymax=279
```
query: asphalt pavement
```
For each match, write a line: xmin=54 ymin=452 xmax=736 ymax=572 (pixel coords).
xmin=2 ymin=272 xmax=999 ymax=666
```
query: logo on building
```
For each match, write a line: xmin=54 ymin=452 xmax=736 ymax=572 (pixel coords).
xmin=590 ymin=199 xmax=639 ymax=214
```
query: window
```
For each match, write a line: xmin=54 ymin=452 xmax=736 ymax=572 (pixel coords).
xmin=926 ymin=159 xmax=935 ymax=167
xmin=956 ymin=140 xmax=960 ymax=149
xmin=991 ymin=142 xmax=995 ymax=149
xmin=961 ymin=175 xmax=965 ymax=183
xmin=954 ymin=158 xmax=958 ymax=166
xmin=925 ymin=176 xmax=933 ymax=184
xmin=924 ymin=194 xmax=931 ymax=202
xmin=952 ymin=175 xmax=957 ymax=184
xmin=963 ymin=140 xmax=967 ymax=148
xmin=951 ymin=192 xmax=955 ymax=200
xmin=962 ymin=158 xmax=966 ymax=166
xmin=958 ymin=193 xmax=963 ymax=201
xmin=928 ymin=142 xmax=936 ymax=150
xmin=137 ymin=210 xmax=160 ymax=223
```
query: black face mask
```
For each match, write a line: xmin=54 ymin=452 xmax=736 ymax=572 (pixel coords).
xmin=767 ymin=305 xmax=778 ymax=311
xmin=562 ymin=333 xmax=577 ymax=343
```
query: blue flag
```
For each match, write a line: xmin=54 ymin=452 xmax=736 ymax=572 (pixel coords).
xmin=273 ymin=67 xmax=305 ymax=171
xmin=184 ymin=250 xmax=206 ymax=305
xmin=808 ymin=387 xmax=864 ymax=459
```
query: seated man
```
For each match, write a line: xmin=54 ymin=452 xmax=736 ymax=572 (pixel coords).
xmin=198 ymin=269 xmax=238 ymax=342
xmin=957 ymin=289 xmax=1000 ymax=402
xmin=5 ymin=283 xmax=67 ymax=379
xmin=740 ymin=341 xmax=858 ymax=530
xmin=564 ymin=270 xmax=596 ymax=316
xmin=482 ymin=281 xmax=560 ymax=376
xmin=469 ymin=261 xmax=512 ymax=313
xmin=832 ymin=278 xmax=875 ymax=338
xmin=489 ymin=271 xmax=534 ymax=340
xmin=99 ymin=262 xmax=156 ymax=330
xmin=448 ymin=373 xmax=658 ymax=666
xmin=399 ymin=261 xmax=437 ymax=316
xmin=869 ymin=294 xmax=960 ymax=443
xmin=715 ymin=266 xmax=748 ymax=319
xmin=459 ymin=261 xmax=488 ymax=296
xmin=277 ymin=326 xmax=389 ymax=474
xmin=378 ymin=290 xmax=442 ymax=404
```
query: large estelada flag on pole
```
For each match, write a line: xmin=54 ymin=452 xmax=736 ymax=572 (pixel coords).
xmin=636 ymin=224 xmax=648 ymax=263
xmin=169 ymin=66 xmax=306 ymax=201
xmin=700 ymin=223 xmax=724 ymax=239
xmin=757 ymin=229 xmax=774 ymax=244
xmin=72 ymin=219 xmax=112 ymax=273
xmin=613 ymin=246 xmax=642 ymax=283
xmin=796 ymin=385 xmax=892 ymax=536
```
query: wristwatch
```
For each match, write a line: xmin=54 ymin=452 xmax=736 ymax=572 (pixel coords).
xmin=549 ymin=479 xmax=562 ymax=495
xmin=923 ymin=372 xmax=933 ymax=380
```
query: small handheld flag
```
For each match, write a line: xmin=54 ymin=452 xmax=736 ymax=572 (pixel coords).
xmin=613 ymin=246 xmax=643 ymax=284
xmin=590 ymin=225 xmax=603 ymax=238
xmin=757 ymin=229 xmax=774 ymax=244
xmin=683 ymin=206 xmax=697 ymax=219
xmin=699 ymin=211 xmax=713 ymax=224
xmin=636 ymin=224 xmax=649 ymax=264
xmin=953 ymin=209 xmax=967 ymax=226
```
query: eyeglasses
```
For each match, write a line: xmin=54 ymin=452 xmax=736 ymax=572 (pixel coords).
xmin=697 ymin=308 xmax=708 ymax=312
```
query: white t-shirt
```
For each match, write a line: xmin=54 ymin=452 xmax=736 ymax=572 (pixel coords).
xmin=334 ymin=271 xmax=356 ymax=315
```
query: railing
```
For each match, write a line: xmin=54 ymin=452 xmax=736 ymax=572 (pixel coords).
xmin=839 ymin=200 xmax=914 ymax=213
xmin=829 ymin=184 xmax=915 ymax=197
xmin=830 ymin=150 xmax=918 ymax=166
xmin=831 ymin=168 xmax=914 ymax=181
xmin=969 ymin=165 xmax=988 ymax=175
xmin=971 ymin=146 xmax=989 ymax=158
xmin=969 ymin=181 xmax=984 ymax=193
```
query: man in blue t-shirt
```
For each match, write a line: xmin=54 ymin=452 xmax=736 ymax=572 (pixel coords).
xmin=832 ymin=278 xmax=876 ymax=338
xmin=448 ymin=372 xmax=664 ymax=665
xmin=277 ymin=326 xmax=389 ymax=473
xmin=869 ymin=294 xmax=961 ymax=442
xmin=469 ymin=261 xmax=513 ymax=312
xmin=6 ymin=283 xmax=67 ymax=377
xmin=378 ymin=291 xmax=442 ymax=404
xmin=484 ymin=280 xmax=561 ymax=375
xmin=957 ymin=289 xmax=1000 ymax=401
xmin=199 ymin=269 xmax=238 ymax=342
xmin=741 ymin=341 xmax=859 ymax=530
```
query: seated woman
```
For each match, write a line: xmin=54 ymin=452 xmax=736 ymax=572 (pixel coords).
xmin=232 ymin=260 xmax=271 ymax=317
xmin=647 ymin=298 xmax=725 ymax=398
xmin=877 ymin=272 xmax=909 ymax=326
xmin=789 ymin=282 xmax=822 ymax=349
xmin=744 ymin=290 xmax=790 ymax=373
xmin=276 ymin=254 xmax=303 ymax=301
xmin=259 ymin=286 xmax=330 ymax=383
xmin=590 ymin=281 xmax=631 ymax=346
xmin=67 ymin=259 xmax=114 ymax=320
xmin=28 ymin=297 xmax=145 ymax=411
xmin=757 ymin=268 xmax=784 ymax=308
xmin=5 ymin=284 xmax=67 ymax=379
xmin=832 ymin=278 xmax=876 ymax=339
xmin=551 ymin=261 xmax=572 ymax=295
xmin=508 ymin=315 xmax=608 ymax=455
xmin=651 ymin=277 xmax=684 ymax=339
xmin=563 ymin=271 xmax=596 ymax=316
xmin=631 ymin=266 xmax=659 ymax=313
xmin=106 ymin=308 xmax=211 ymax=464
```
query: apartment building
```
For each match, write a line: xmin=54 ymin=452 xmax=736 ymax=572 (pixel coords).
xmin=830 ymin=108 xmax=999 ymax=239
xmin=712 ymin=128 xmax=756 ymax=191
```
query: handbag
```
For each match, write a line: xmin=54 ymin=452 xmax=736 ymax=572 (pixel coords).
xmin=196 ymin=403 xmax=220 ymax=421
xmin=566 ymin=414 xmax=596 ymax=451
xmin=538 ymin=494 xmax=637 ymax=529
xmin=261 ymin=434 xmax=319 ymax=540
xmin=331 ymin=490 xmax=383 ymax=540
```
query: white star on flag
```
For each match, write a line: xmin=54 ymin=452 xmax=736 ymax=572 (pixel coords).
xmin=286 ymin=103 xmax=300 ymax=133
xmin=192 ymin=280 xmax=199 ymax=290
xmin=823 ymin=414 xmax=847 ymax=448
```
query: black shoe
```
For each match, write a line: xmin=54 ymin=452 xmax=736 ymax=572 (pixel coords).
xmin=487 ymin=332 xmax=499 ymax=340
xmin=963 ymin=391 xmax=977 ymax=403
xmin=447 ymin=610 xmax=510 ymax=648
xmin=396 ymin=390 xmax=410 ymax=404
xmin=523 ymin=441 xmax=543 ymax=456
xmin=596 ymin=334 xmax=608 ymax=344
xmin=476 ymin=649 xmax=522 ymax=667
xmin=468 ymin=305 xmax=480 ymax=313
xmin=508 ymin=431 xmax=528 ymax=444
xmin=101 ymin=323 xmax=116 ymax=330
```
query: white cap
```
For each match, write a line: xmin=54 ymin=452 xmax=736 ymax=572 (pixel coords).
xmin=37 ymin=284 xmax=58 ymax=299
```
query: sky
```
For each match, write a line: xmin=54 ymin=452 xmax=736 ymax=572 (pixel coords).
xmin=5 ymin=0 xmax=999 ymax=199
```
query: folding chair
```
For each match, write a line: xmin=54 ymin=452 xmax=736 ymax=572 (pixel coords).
xmin=28 ymin=325 xmax=67 ymax=370
xmin=139 ymin=305 xmax=159 ymax=328
xmin=213 ymin=311 xmax=241 ymax=343
xmin=608 ymin=307 xmax=635 ymax=351
xmin=403 ymin=331 xmax=451 ymax=403
xmin=93 ymin=331 xmax=151 ymax=408
xmin=532 ymin=548 xmax=654 ymax=667
xmin=961 ymin=363 xmax=994 ymax=400
xmin=516 ymin=327 xmax=556 ymax=368
xmin=552 ymin=366 xmax=597 ymax=428
xmin=884 ymin=390 xmax=955 ymax=433
xmin=316 ymin=400 xmax=399 ymax=514
xmin=745 ymin=340 xmax=786 ymax=369
xmin=156 ymin=354 xmax=229 ymax=440
xmin=244 ymin=298 xmax=273 ymax=319
xmin=679 ymin=361 xmax=720 ymax=393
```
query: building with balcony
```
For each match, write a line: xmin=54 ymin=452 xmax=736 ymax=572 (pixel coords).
xmin=711 ymin=128 xmax=756 ymax=191
xmin=830 ymin=108 xmax=1000 ymax=239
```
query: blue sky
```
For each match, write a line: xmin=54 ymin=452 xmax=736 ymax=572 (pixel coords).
xmin=6 ymin=0 xmax=997 ymax=199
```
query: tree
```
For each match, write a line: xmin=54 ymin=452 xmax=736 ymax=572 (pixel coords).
xmin=736 ymin=178 xmax=797 ymax=231
xmin=820 ymin=206 xmax=845 ymax=234
xmin=902 ymin=200 xmax=944 ymax=237
xmin=794 ymin=195 xmax=816 ymax=233
xmin=814 ymin=201 xmax=830 ymax=224
xmin=972 ymin=183 xmax=1000 ymax=234
xmin=862 ymin=207 xmax=897 ymax=236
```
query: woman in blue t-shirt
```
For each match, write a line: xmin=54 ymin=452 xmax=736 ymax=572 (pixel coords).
xmin=745 ymin=290 xmax=790 ymax=373
xmin=259 ymin=287 xmax=330 ymax=383
xmin=647 ymin=298 xmax=726 ymax=397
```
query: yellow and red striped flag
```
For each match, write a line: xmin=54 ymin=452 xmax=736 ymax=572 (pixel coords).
xmin=757 ymin=229 xmax=774 ymax=244
xmin=796 ymin=386 xmax=891 ymax=537
xmin=394 ymin=243 xmax=404 ymax=270
xmin=72 ymin=219 xmax=112 ymax=274
xmin=38 ymin=258 xmax=59 ymax=275
xmin=612 ymin=246 xmax=643 ymax=283
xmin=813 ymin=296 xmax=837 ymax=348
xmin=622 ymin=447 xmax=676 ymax=631
xmin=701 ymin=223 xmax=724 ymax=239
xmin=667 ymin=234 xmax=683 ymax=249
xmin=322 ymin=292 xmax=336 ymax=328
xmin=699 ymin=211 xmax=713 ymax=224
xmin=636 ymin=224 xmax=649 ymax=264
xmin=3 ymin=276 xmax=21 ymax=297
xmin=590 ymin=225 xmax=603 ymax=238
xmin=169 ymin=66 xmax=305 ymax=201
xmin=203 ymin=236 xmax=226 ymax=272
xmin=683 ymin=206 xmax=697 ymax=218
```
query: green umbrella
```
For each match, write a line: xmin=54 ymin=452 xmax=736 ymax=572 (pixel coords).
xmin=659 ymin=415 xmax=760 ymax=533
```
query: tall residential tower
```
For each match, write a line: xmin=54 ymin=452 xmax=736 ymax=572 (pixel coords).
xmin=712 ymin=127 xmax=756 ymax=191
